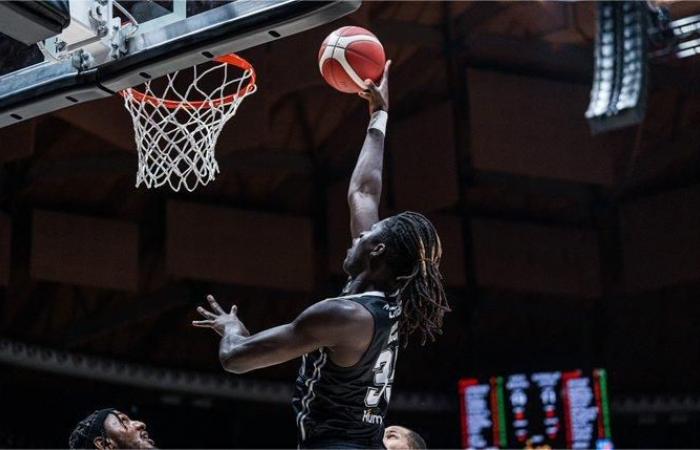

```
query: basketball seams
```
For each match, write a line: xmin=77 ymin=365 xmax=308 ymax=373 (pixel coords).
xmin=332 ymin=47 xmax=366 ymax=91
xmin=323 ymin=42 xmax=385 ymax=66
xmin=331 ymin=31 xmax=357 ymax=90
xmin=317 ymin=46 xmax=333 ymax=74
xmin=343 ymin=47 xmax=384 ymax=75
xmin=323 ymin=59 xmax=345 ymax=92
xmin=335 ymin=34 xmax=382 ymax=48
xmin=318 ymin=30 xmax=341 ymax=74
xmin=319 ymin=31 xmax=342 ymax=89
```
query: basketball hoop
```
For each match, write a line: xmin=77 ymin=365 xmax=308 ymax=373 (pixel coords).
xmin=121 ymin=53 xmax=257 ymax=192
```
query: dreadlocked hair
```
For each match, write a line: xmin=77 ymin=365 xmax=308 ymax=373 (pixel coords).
xmin=378 ymin=211 xmax=451 ymax=346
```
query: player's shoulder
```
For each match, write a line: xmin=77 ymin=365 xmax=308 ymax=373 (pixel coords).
xmin=295 ymin=297 xmax=372 ymax=335
xmin=301 ymin=294 xmax=376 ymax=322
xmin=315 ymin=296 xmax=366 ymax=316
xmin=323 ymin=291 xmax=385 ymax=310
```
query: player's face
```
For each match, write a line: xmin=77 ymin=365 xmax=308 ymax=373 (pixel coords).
xmin=343 ymin=220 xmax=388 ymax=276
xmin=99 ymin=411 xmax=156 ymax=449
xmin=383 ymin=426 xmax=413 ymax=450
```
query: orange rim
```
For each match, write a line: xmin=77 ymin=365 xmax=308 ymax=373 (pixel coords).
xmin=120 ymin=53 xmax=256 ymax=110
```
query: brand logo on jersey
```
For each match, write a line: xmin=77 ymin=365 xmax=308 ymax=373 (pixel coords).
xmin=362 ymin=409 xmax=384 ymax=425
xmin=384 ymin=302 xmax=402 ymax=319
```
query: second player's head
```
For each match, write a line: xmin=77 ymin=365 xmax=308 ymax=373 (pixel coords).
xmin=69 ymin=409 xmax=155 ymax=449
xmin=343 ymin=211 xmax=450 ymax=346
xmin=383 ymin=425 xmax=427 ymax=449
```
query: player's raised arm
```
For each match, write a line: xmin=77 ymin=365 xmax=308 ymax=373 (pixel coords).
xmin=348 ymin=60 xmax=391 ymax=239
xmin=192 ymin=295 xmax=372 ymax=374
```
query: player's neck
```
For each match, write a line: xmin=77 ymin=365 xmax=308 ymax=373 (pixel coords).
xmin=345 ymin=272 xmax=394 ymax=296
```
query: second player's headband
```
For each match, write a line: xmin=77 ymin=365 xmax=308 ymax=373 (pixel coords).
xmin=68 ymin=408 xmax=118 ymax=449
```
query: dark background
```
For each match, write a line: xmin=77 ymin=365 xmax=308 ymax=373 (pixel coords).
xmin=2 ymin=1 xmax=700 ymax=448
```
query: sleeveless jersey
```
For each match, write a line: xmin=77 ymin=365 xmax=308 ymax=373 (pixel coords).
xmin=292 ymin=291 xmax=402 ymax=448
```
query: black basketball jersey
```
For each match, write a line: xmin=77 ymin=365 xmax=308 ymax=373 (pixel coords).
xmin=292 ymin=291 xmax=402 ymax=448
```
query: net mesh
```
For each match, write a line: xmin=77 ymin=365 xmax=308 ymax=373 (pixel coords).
xmin=121 ymin=56 xmax=256 ymax=192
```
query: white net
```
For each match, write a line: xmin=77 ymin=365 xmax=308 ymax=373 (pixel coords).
xmin=121 ymin=55 xmax=256 ymax=192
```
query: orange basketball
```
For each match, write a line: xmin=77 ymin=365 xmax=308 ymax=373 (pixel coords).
xmin=318 ymin=26 xmax=385 ymax=94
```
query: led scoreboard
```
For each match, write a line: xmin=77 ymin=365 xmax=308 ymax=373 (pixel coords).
xmin=459 ymin=369 xmax=612 ymax=449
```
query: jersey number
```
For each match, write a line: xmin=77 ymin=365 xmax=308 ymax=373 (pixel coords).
xmin=364 ymin=323 xmax=399 ymax=407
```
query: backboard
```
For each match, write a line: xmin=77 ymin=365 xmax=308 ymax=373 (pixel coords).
xmin=0 ymin=0 xmax=360 ymax=128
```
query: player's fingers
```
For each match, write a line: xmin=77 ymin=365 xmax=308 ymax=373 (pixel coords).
xmin=192 ymin=320 xmax=214 ymax=327
xmin=206 ymin=294 xmax=225 ymax=314
xmin=358 ymin=91 xmax=370 ymax=100
xmin=196 ymin=306 xmax=216 ymax=319
xmin=383 ymin=60 xmax=392 ymax=80
xmin=365 ymin=81 xmax=381 ymax=97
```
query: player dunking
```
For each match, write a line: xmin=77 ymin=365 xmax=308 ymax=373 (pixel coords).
xmin=193 ymin=61 xmax=450 ymax=449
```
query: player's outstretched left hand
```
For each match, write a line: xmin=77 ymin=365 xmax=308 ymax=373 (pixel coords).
xmin=359 ymin=59 xmax=391 ymax=114
xmin=192 ymin=294 xmax=246 ymax=337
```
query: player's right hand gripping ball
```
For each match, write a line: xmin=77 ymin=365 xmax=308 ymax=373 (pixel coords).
xmin=319 ymin=26 xmax=385 ymax=94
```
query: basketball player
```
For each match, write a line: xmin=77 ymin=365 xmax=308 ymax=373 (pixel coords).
xmin=68 ymin=409 xmax=156 ymax=449
xmin=193 ymin=60 xmax=450 ymax=449
xmin=383 ymin=426 xmax=426 ymax=450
